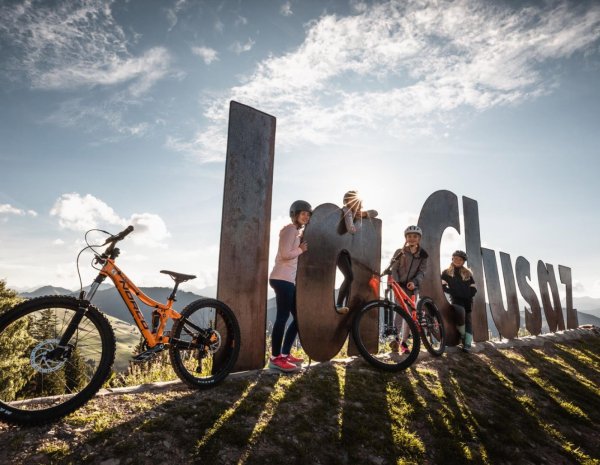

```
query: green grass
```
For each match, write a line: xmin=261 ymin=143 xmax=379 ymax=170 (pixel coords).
xmin=1 ymin=334 xmax=599 ymax=465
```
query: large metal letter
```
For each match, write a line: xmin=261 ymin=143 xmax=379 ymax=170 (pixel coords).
xmin=463 ymin=196 xmax=488 ymax=342
xmin=537 ymin=261 xmax=566 ymax=332
xmin=559 ymin=265 xmax=577 ymax=329
xmin=296 ymin=203 xmax=382 ymax=361
xmin=481 ymin=249 xmax=520 ymax=339
xmin=515 ymin=256 xmax=542 ymax=336
xmin=417 ymin=190 xmax=460 ymax=344
xmin=217 ymin=101 xmax=275 ymax=371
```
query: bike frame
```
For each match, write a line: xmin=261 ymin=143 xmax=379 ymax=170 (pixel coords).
xmin=89 ymin=258 xmax=183 ymax=348
xmin=369 ymin=274 xmax=417 ymax=315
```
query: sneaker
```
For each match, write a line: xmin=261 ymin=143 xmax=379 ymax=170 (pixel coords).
xmin=285 ymin=354 xmax=304 ymax=365
xmin=389 ymin=340 xmax=400 ymax=353
xmin=462 ymin=345 xmax=471 ymax=353
xmin=400 ymin=342 xmax=410 ymax=354
xmin=335 ymin=304 xmax=349 ymax=315
xmin=269 ymin=355 xmax=299 ymax=373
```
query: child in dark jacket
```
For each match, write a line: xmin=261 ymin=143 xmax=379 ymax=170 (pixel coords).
xmin=441 ymin=250 xmax=477 ymax=352
xmin=389 ymin=225 xmax=429 ymax=353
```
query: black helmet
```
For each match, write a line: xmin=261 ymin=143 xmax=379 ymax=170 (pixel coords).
xmin=452 ymin=250 xmax=468 ymax=261
xmin=289 ymin=200 xmax=312 ymax=219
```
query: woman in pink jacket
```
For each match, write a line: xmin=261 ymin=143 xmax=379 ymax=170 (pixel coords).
xmin=268 ymin=200 xmax=312 ymax=372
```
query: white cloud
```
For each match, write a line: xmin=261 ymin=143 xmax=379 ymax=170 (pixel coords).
xmin=191 ymin=46 xmax=219 ymax=65
xmin=50 ymin=193 xmax=170 ymax=248
xmin=0 ymin=1 xmax=173 ymax=94
xmin=280 ymin=2 xmax=293 ymax=17
xmin=0 ymin=204 xmax=24 ymax=215
xmin=53 ymin=239 xmax=65 ymax=246
xmin=128 ymin=213 xmax=171 ymax=248
xmin=215 ymin=19 xmax=224 ymax=33
xmin=0 ymin=204 xmax=38 ymax=217
xmin=166 ymin=0 xmax=188 ymax=31
xmin=170 ymin=0 xmax=600 ymax=161
xmin=235 ymin=15 xmax=248 ymax=27
xmin=50 ymin=193 xmax=124 ymax=231
xmin=230 ymin=38 xmax=255 ymax=54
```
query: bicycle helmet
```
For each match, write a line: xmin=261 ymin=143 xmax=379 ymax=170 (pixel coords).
xmin=289 ymin=200 xmax=312 ymax=219
xmin=404 ymin=225 xmax=422 ymax=237
xmin=343 ymin=190 xmax=360 ymax=205
xmin=452 ymin=250 xmax=468 ymax=261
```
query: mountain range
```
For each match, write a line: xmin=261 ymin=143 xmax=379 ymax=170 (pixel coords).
xmin=19 ymin=285 xmax=600 ymax=333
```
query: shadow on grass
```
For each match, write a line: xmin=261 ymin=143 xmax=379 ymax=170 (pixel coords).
xmin=3 ymin=338 xmax=600 ymax=465
xmin=490 ymin=348 xmax=600 ymax=464
xmin=56 ymin=372 xmax=284 ymax=464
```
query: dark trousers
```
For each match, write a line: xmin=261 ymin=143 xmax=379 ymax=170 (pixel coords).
xmin=452 ymin=304 xmax=472 ymax=334
xmin=269 ymin=279 xmax=299 ymax=357
xmin=337 ymin=251 xmax=353 ymax=307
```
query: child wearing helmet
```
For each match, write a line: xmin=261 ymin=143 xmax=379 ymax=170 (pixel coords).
xmin=389 ymin=225 xmax=429 ymax=354
xmin=268 ymin=200 xmax=312 ymax=372
xmin=336 ymin=191 xmax=378 ymax=314
xmin=441 ymin=250 xmax=477 ymax=352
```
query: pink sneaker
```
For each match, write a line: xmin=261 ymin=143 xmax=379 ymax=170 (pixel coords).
xmin=400 ymin=342 xmax=410 ymax=354
xmin=269 ymin=355 xmax=299 ymax=373
xmin=285 ymin=354 xmax=304 ymax=365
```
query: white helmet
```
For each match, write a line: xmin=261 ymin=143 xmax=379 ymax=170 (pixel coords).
xmin=404 ymin=225 xmax=422 ymax=237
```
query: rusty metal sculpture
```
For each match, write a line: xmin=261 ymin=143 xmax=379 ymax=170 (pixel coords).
xmin=296 ymin=203 xmax=382 ymax=361
xmin=515 ymin=256 xmax=543 ymax=336
xmin=481 ymin=249 xmax=520 ymax=339
xmin=559 ymin=265 xmax=578 ymax=329
xmin=463 ymin=196 xmax=488 ymax=342
xmin=217 ymin=101 xmax=276 ymax=370
xmin=417 ymin=190 xmax=461 ymax=344
xmin=537 ymin=261 xmax=566 ymax=332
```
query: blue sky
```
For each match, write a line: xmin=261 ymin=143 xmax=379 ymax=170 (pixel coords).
xmin=1 ymin=0 xmax=599 ymax=302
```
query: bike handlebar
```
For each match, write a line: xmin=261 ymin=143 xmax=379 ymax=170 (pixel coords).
xmin=103 ymin=225 xmax=134 ymax=245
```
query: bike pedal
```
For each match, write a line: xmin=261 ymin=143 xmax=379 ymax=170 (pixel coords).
xmin=132 ymin=344 xmax=166 ymax=363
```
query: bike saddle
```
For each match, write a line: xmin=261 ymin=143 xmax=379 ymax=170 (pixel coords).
xmin=160 ymin=270 xmax=197 ymax=283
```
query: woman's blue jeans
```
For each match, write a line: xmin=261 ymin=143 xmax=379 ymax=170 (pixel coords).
xmin=269 ymin=279 xmax=299 ymax=356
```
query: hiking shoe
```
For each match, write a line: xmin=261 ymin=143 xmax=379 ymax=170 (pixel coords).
xmin=335 ymin=304 xmax=349 ymax=315
xmin=269 ymin=355 xmax=299 ymax=373
xmin=389 ymin=340 xmax=400 ymax=353
xmin=285 ymin=354 xmax=304 ymax=365
xmin=400 ymin=342 xmax=410 ymax=354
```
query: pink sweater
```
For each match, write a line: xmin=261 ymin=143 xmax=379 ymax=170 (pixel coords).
xmin=269 ymin=223 xmax=304 ymax=284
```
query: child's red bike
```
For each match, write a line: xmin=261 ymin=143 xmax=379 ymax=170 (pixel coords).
xmin=352 ymin=257 xmax=446 ymax=371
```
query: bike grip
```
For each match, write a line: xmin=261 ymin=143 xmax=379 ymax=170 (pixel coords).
xmin=117 ymin=225 xmax=134 ymax=239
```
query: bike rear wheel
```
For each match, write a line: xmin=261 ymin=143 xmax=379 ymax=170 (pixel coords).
xmin=0 ymin=296 xmax=115 ymax=426
xmin=169 ymin=298 xmax=240 ymax=389
xmin=352 ymin=300 xmax=420 ymax=372
xmin=417 ymin=298 xmax=446 ymax=356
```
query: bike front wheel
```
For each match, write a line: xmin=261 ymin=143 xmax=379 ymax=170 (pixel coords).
xmin=0 ymin=296 xmax=115 ymax=426
xmin=417 ymin=298 xmax=446 ymax=356
xmin=352 ymin=300 xmax=420 ymax=372
xmin=169 ymin=298 xmax=240 ymax=389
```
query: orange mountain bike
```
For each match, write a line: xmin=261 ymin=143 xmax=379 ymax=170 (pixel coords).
xmin=352 ymin=255 xmax=446 ymax=371
xmin=0 ymin=226 xmax=240 ymax=426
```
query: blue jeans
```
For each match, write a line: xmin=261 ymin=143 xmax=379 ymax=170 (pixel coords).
xmin=269 ymin=279 xmax=299 ymax=357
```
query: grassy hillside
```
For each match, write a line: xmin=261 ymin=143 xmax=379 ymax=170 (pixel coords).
xmin=1 ymin=332 xmax=599 ymax=465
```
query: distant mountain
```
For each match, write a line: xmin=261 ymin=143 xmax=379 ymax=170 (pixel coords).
xmin=19 ymin=287 xmax=600 ymax=338
xmin=19 ymin=285 xmax=208 ymax=325
xmin=20 ymin=285 xmax=74 ymax=299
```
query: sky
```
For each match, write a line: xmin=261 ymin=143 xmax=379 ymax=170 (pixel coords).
xmin=0 ymin=0 xmax=599 ymax=304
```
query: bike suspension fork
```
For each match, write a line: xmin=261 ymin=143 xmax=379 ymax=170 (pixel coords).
xmin=57 ymin=274 xmax=106 ymax=349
